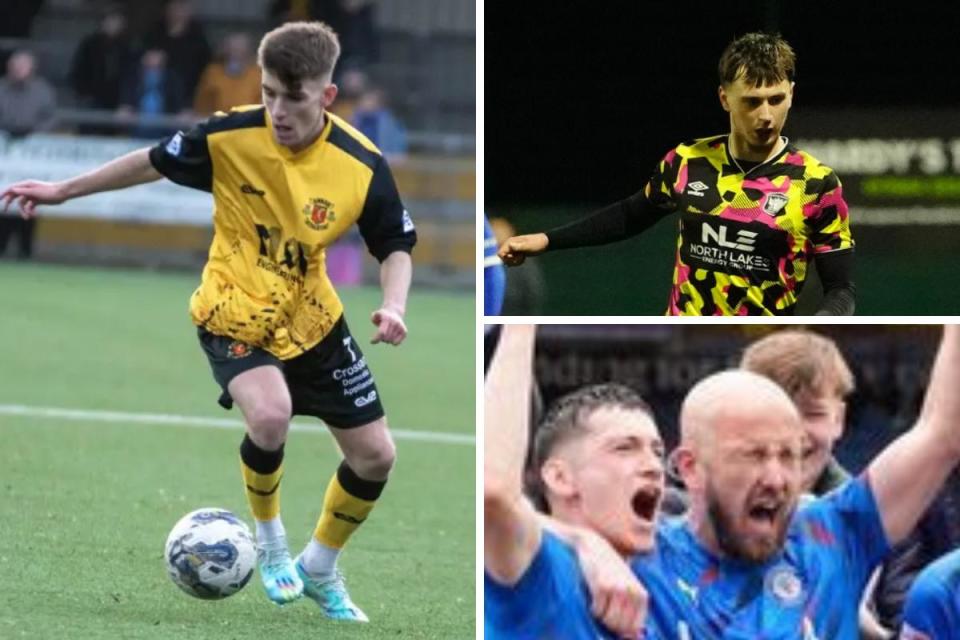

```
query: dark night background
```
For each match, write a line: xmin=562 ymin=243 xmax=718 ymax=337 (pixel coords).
xmin=487 ymin=0 xmax=960 ymax=206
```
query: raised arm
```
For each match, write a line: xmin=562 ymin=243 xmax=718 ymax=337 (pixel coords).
xmin=484 ymin=324 xmax=542 ymax=584
xmin=869 ymin=325 xmax=960 ymax=545
xmin=1 ymin=148 xmax=162 ymax=217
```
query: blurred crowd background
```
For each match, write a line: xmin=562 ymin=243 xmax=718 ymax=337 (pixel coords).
xmin=486 ymin=0 xmax=960 ymax=315
xmin=525 ymin=325 xmax=935 ymax=468
xmin=0 ymin=0 xmax=474 ymax=289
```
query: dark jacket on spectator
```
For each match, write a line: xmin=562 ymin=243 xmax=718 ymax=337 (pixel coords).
xmin=70 ymin=32 xmax=134 ymax=109
xmin=144 ymin=21 xmax=211 ymax=98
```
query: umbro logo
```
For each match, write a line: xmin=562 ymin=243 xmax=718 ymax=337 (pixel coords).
xmin=687 ymin=181 xmax=709 ymax=197
xmin=240 ymin=183 xmax=266 ymax=197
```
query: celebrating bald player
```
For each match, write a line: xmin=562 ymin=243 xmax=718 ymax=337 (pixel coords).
xmin=622 ymin=325 xmax=960 ymax=638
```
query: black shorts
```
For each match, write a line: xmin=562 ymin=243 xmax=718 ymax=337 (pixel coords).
xmin=197 ymin=316 xmax=385 ymax=428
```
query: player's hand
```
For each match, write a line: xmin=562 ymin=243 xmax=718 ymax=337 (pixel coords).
xmin=370 ymin=307 xmax=407 ymax=345
xmin=1 ymin=180 xmax=68 ymax=218
xmin=575 ymin=529 xmax=648 ymax=639
xmin=498 ymin=233 xmax=548 ymax=266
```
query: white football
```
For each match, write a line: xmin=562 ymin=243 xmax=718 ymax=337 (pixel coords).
xmin=164 ymin=508 xmax=256 ymax=599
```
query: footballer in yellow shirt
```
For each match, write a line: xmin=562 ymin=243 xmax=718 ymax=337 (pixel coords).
xmin=2 ymin=21 xmax=415 ymax=621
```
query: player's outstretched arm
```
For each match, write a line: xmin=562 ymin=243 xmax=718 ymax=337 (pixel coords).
xmin=497 ymin=232 xmax=549 ymax=266
xmin=497 ymin=191 xmax=670 ymax=267
xmin=370 ymin=250 xmax=411 ymax=345
xmin=1 ymin=148 xmax=161 ymax=218
xmin=868 ymin=325 xmax=960 ymax=545
xmin=484 ymin=324 xmax=542 ymax=585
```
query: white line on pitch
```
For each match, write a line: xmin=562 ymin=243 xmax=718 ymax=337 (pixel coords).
xmin=0 ymin=404 xmax=475 ymax=446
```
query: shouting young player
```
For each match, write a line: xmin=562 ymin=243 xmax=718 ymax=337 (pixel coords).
xmin=499 ymin=33 xmax=854 ymax=316
xmin=484 ymin=325 xmax=664 ymax=639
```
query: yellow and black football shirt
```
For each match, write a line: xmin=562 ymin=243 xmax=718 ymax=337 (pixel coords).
xmin=645 ymin=135 xmax=853 ymax=315
xmin=148 ymin=106 xmax=417 ymax=359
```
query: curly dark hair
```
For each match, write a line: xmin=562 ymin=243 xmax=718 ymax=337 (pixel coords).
xmin=718 ymin=32 xmax=796 ymax=87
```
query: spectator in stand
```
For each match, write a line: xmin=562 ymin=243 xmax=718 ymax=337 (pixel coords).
xmin=329 ymin=67 xmax=367 ymax=122
xmin=268 ymin=0 xmax=379 ymax=68
xmin=0 ymin=208 xmax=36 ymax=260
xmin=0 ymin=51 xmax=56 ymax=137
xmin=117 ymin=49 xmax=187 ymax=139
xmin=0 ymin=50 xmax=53 ymax=259
xmin=325 ymin=0 xmax=379 ymax=69
xmin=268 ymin=0 xmax=314 ymax=23
xmin=70 ymin=6 xmax=135 ymax=133
xmin=0 ymin=0 xmax=44 ymax=38
xmin=351 ymin=85 xmax=407 ymax=161
xmin=144 ymin=0 xmax=211 ymax=99
xmin=0 ymin=0 xmax=45 ymax=68
xmin=193 ymin=33 xmax=262 ymax=116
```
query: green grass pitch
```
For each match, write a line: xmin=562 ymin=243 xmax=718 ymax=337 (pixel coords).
xmin=0 ymin=262 xmax=475 ymax=639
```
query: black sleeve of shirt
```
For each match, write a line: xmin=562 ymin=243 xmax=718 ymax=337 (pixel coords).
xmin=544 ymin=191 xmax=671 ymax=251
xmin=148 ymin=123 xmax=213 ymax=192
xmin=814 ymin=249 xmax=856 ymax=316
xmin=356 ymin=155 xmax=417 ymax=262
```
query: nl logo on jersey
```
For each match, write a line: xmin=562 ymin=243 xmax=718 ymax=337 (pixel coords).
xmin=303 ymin=197 xmax=336 ymax=230
xmin=402 ymin=209 xmax=415 ymax=233
xmin=687 ymin=181 xmax=709 ymax=197
xmin=165 ymin=132 xmax=184 ymax=156
xmin=762 ymin=192 xmax=789 ymax=216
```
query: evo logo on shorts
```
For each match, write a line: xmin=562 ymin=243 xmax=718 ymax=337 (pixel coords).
xmin=354 ymin=390 xmax=378 ymax=407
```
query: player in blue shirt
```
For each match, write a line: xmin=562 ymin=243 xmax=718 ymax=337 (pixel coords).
xmin=626 ymin=327 xmax=960 ymax=639
xmin=535 ymin=327 xmax=960 ymax=639
xmin=484 ymin=215 xmax=506 ymax=315
xmin=900 ymin=548 xmax=960 ymax=639
xmin=484 ymin=325 xmax=665 ymax=639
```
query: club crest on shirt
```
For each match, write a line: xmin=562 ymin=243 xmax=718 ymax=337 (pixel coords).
xmin=761 ymin=192 xmax=789 ymax=216
xmin=226 ymin=341 xmax=252 ymax=359
xmin=765 ymin=565 xmax=804 ymax=606
xmin=303 ymin=197 xmax=336 ymax=230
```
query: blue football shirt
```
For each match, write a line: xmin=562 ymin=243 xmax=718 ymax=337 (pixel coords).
xmin=485 ymin=530 xmax=652 ymax=639
xmin=631 ymin=476 xmax=890 ymax=639
xmin=483 ymin=215 xmax=505 ymax=316
xmin=900 ymin=548 xmax=960 ymax=640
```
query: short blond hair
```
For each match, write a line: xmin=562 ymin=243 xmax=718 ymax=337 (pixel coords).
xmin=257 ymin=21 xmax=340 ymax=89
xmin=740 ymin=330 xmax=854 ymax=399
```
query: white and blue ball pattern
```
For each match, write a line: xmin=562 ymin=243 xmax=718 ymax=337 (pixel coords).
xmin=164 ymin=508 xmax=256 ymax=599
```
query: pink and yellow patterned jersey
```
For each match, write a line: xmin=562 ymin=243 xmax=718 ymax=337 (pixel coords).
xmin=644 ymin=134 xmax=853 ymax=315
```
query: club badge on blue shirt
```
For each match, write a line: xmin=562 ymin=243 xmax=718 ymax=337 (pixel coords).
xmin=765 ymin=564 xmax=804 ymax=606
